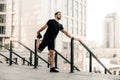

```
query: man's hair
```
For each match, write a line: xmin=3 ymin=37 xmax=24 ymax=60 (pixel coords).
xmin=54 ymin=11 xmax=61 ymax=16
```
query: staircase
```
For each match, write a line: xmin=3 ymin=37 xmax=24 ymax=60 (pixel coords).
xmin=0 ymin=63 xmax=119 ymax=80
xmin=0 ymin=39 xmax=120 ymax=80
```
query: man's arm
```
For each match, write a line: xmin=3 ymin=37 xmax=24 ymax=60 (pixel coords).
xmin=37 ymin=24 xmax=48 ymax=33
xmin=61 ymin=29 xmax=80 ymax=41
xmin=61 ymin=29 xmax=73 ymax=39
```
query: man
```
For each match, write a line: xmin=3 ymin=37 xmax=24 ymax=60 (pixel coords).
xmin=37 ymin=11 xmax=80 ymax=72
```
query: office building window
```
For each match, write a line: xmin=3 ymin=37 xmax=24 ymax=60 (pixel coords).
xmin=0 ymin=26 xmax=5 ymax=34
xmin=74 ymin=21 xmax=77 ymax=35
xmin=81 ymin=23 xmax=83 ymax=35
xmin=84 ymin=23 xmax=86 ymax=36
xmin=69 ymin=0 xmax=73 ymax=17
xmin=0 ymin=4 xmax=6 ymax=12
xmin=79 ymin=4 xmax=83 ymax=21
xmin=82 ymin=25 xmax=85 ymax=36
xmin=106 ymin=23 xmax=110 ymax=48
xmin=63 ymin=0 xmax=68 ymax=16
xmin=12 ymin=0 xmax=15 ymax=11
xmin=72 ymin=20 xmax=74 ymax=34
xmin=84 ymin=6 xmax=86 ymax=21
xmin=74 ymin=21 xmax=79 ymax=35
xmin=63 ymin=53 xmax=68 ymax=64
xmin=84 ymin=0 xmax=86 ymax=4
xmin=0 ymin=15 xmax=6 ymax=23
xmin=69 ymin=19 xmax=72 ymax=34
xmin=113 ymin=71 xmax=116 ymax=75
xmin=79 ymin=4 xmax=82 ymax=21
xmin=82 ymin=23 xmax=86 ymax=36
xmin=0 ymin=37 xmax=2 ymax=45
xmin=74 ymin=1 xmax=79 ymax=19
xmin=63 ymin=18 xmax=68 ymax=31
xmin=119 ymin=71 xmax=120 ymax=75
xmin=79 ymin=22 xmax=82 ymax=36
xmin=63 ymin=42 xmax=67 ymax=49
xmin=0 ymin=0 xmax=5 ymax=2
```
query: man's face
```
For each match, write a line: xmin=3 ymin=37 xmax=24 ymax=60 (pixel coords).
xmin=56 ymin=13 xmax=62 ymax=20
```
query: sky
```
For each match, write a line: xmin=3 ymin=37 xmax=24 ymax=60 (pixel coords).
xmin=86 ymin=0 xmax=120 ymax=45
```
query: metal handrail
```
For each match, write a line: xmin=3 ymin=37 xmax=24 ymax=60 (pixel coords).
xmin=0 ymin=61 xmax=3 ymax=63
xmin=12 ymin=40 xmax=50 ymax=67
xmin=0 ymin=53 xmax=17 ymax=64
xmin=78 ymin=40 xmax=112 ymax=74
xmin=17 ymin=40 xmax=80 ymax=71
xmin=55 ymin=50 xmax=80 ymax=71
xmin=0 ymin=45 xmax=34 ymax=66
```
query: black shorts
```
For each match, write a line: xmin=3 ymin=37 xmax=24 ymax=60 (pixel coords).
xmin=38 ymin=39 xmax=55 ymax=51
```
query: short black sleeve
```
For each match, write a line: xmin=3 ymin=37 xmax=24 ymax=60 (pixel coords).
xmin=46 ymin=20 xmax=51 ymax=26
xmin=59 ymin=24 xmax=64 ymax=30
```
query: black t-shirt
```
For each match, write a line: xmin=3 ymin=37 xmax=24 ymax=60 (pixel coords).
xmin=43 ymin=19 xmax=64 ymax=40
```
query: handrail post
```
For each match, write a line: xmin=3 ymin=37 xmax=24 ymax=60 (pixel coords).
xmin=14 ymin=58 xmax=18 ymax=64
xmin=54 ymin=51 xmax=58 ymax=68
xmin=70 ymin=38 xmax=74 ymax=73
xmin=105 ymin=68 xmax=107 ymax=74
xmin=89 ymin=52 xmax=92 ymax=72
xmin=34 ymin=39 xmax=38 ymax=68
xmin=47 ymin=63 xmax=49 ymax=68
xmin=9 ymin=40 xmax=12 ymax=66
xmin=22 ymin=57 xmax=25 ymax=65
xmin=30 ymin=51 xmax=32 ymax=66
xmin=47 ymin=53 xmax=50 ymax=68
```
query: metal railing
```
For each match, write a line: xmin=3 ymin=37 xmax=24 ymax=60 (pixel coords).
xmin=54 ymin=38 xmax=111 ymax=74
xmin=13 ymin=40 xmax=50 ymax=68
xmin=34 ymin=39 xmax=80 ymax=72
xmin=78 ymin=40 xmax=112 ymax=74
xmin=0 ymin=41 xmax=34 ymax=66
xmin=0 ymin=61 xmax=3 ymax=63
xmin=0 ymin=53 xmax=17 ymax=64
xmin=54 ymin=38 xmax=80 ymax=73
xmin=54 ymin=50 xmax=80 ymax=72
xmin=0 ymin=39 xmax=111 ymax=74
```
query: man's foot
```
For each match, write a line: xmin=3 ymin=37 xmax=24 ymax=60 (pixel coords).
xmin=53 ymin=67 xmax=59 ymax=69
xmin=50 ymin=67 xmax=59 ymax=72
xmin=37 ymin=33 xmax=42 ymax=39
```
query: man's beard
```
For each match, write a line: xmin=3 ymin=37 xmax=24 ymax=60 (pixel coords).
xmin=57 ymin=17 xmax=61 ymax=20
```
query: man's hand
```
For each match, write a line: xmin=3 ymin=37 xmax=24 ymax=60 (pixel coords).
xmin=73 ymin=37 xmax=80 ymax=41
xmin=37 ymin=32 xmax=42 ymax=38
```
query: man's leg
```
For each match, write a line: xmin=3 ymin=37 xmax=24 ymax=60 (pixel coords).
xmin=49 ymin=50 xmax=59 ymax=72
xmin=37 ymin=33 xmax=42 ymax=53
xmin=49 ymin=50 xmax=54 ymax=68
xmin=37 ymin=38 xmax=42 ymax=53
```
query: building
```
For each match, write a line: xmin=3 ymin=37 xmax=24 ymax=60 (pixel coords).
xmin=0 ymin=0 xmax=12 ymax=48
xmin=103 ymin=13 xmax=119 ymax=48
xmin=92 ymin=13 xmax=120 ymax=75
xmin=0 ymin=0 xmax=87 ymax=71
xmin=110 ymin=67 xmax=120 ymax=75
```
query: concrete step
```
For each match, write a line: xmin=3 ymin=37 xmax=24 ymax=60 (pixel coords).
xmin=0 ymin=63 xmax=120 ymax=80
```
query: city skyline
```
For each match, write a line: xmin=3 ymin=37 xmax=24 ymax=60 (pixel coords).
xmin=87 ymin=0 xmax=120 ymax=45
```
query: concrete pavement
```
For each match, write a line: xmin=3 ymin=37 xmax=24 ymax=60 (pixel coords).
xmin=0 ymin=63 xmax=120 ymax=80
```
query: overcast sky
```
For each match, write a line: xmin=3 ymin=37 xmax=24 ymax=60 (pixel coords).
xmin=86 ymin=0 xmax=120 ymax=45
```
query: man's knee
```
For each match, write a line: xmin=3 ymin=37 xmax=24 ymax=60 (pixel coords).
xmin=37 ymin=49 xmax=42 ymax=53
xmin=49 ymin=50 xmax=54 ymax=57
xmin=37 ymin=39 xmax=41 ymax=49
